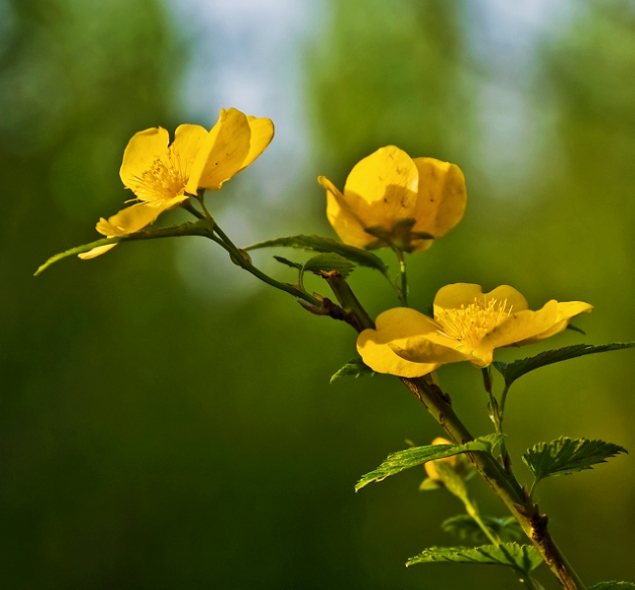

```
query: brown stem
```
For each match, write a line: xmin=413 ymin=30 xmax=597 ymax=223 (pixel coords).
xmin=316 ymin=275 xmax=586 ymax=589
xmin=402 ymin=377 xmax=584 ymax=590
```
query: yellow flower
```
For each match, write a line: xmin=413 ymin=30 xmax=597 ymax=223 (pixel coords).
xmin=357 ymin=283 xmax=593 ymax=377
xmin=79 ymin=108 xmax=274 ymax=259
xmin=424 ymin=437 xmax=461 ymax=481
xmin=317 ymin=146 xmax=466 ymax=252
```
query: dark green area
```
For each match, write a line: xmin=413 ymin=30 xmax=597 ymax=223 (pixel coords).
xmin=3 ymin=0 xmax=635 ymax=588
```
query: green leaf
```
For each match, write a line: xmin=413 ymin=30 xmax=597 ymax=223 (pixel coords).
xmin=355 ymin=433 xmax=502 ymax=491
xmin=330 ymin=357 xmax=374 ymax=384
xmin=523 ymin=437 xmax=627 ymax=482
xmin=273 ymin=255 xmax=303 ymax=270
xmin=588 ymin=583 xmax=635 ymax=590
xmin=35 ymin=221 xmax=209 ymax=276
xmin=432 ymin=460 xmax=469 ymax=501
xmin=419 ymin=477 xmax=443 ymax=491
xmin=406 ymin=543 xmax=543 ymax=575
xmin=244 ymin=234 xmax=389 ymax=275
xmin=35 ymin=237 xmax=121 ymax=275
xmin=303 ymin=253 xmax=355 ymax=278
xmin=493 ymin=343 xmax=635 ymax=389
xmin=441 ymin=515 xmax=523 ymax=544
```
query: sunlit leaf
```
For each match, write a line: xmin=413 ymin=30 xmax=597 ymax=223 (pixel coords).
xmin=330 ymin=357 xmax=374 ymax=384
xmin=244 ymin=234 xmax=389 ymax=274
xmin=406 ymin=543 xmax=543 ymax=575
xmin=493 ymin=343 xmax=635 ymax=389
xmin=355 ymin=434 xmax=502 ymax=491
xmin=523 ymin=437 xmax=627 ymax=482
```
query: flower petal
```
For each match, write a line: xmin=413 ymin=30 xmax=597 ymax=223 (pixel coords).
xmin=356 ymin=308 xmax=465 ymax=377
xmin=242 ymin=115 xmax=274 ymax=169
xmin=358 ymin=333 xmax=441 ymax=377
xmin=343 ymin=145 xmax=418 ymax=230
xmin=518 ymin=301 xmax=593 ymax=344
xmin=433 ymin=283 xmax=528 ymax=314
xmin=120 ymin=127 xmax=170 ymax=189
xmin=389 ymin=337 xmax=470 ymax=365
xmin=78 ymin=244 xmax=117 ymax=260
xmin=319 ymin=175 xmax=374 ymax=248
xmin=410 ymin=158 xmax=466 ymax=251
xmin=96 ymin=201 xmax=173 ymax=237
xmin=478 ymin=300 xmax=561 ymax=354
xmin=170 ymin=124 xmax=209 ymax=183
xmin=186 ymin=108 xmax=252 ymax=193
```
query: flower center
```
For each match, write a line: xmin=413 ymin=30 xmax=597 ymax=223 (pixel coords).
xmin=435 ymin=297 xmax=512 ymax=351
xmin=127 ymin=149 xmax=188 ymax=202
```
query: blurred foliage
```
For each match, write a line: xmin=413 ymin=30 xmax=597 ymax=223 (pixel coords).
xmin=2 ymin=0 xmax=635 ymax=588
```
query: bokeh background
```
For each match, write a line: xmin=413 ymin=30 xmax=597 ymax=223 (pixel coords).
xmin=2 ymin=0 xmax=635 ymax=588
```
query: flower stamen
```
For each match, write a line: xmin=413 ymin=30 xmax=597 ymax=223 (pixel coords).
xmin=435 ymin=297 xmax=512 ymax=350
xmin=127 ymin=150 xmax=188 ymax=203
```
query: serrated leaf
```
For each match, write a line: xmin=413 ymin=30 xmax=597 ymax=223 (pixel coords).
xmin=441 ymin=515 xmax=523 ymax=544
xmin=588 ymin=583 xmax=635 ymax=589
xmin=330 ymin=357 xmax=374 ymax=384
xmin=493 ymin=343 xmax=635 ymax=389
xmin=273 ymin=255 xmax=303 ymax=270
xmin=406 ymin=543 xmax=543 ymax=575
xmin=244 ymin=234 xmax=389 ymax=275
xmin=355 ymin=433 xmax=502 ymax=491
xmin=523 ymin=437 xmax=627 ymax=482
xmin=303 ymin=253 xmax=355 ymax=278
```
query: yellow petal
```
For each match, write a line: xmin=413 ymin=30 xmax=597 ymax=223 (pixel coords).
xmin=389 ymin=337 xmax=470 ymax=365
xmin=343 ymin=146 xmax=418 ymax=230
xmin=518 ymin=301 xmax=593 ymax=344
xmin=78 ymin=244 xmax=117 ymax=260
xmin=356 ymin=308 xmax=462 ymax=377
xmin=186 ymin=107 xmax=251 ymax=193
xmin=120 ymin=127 xmax=170 ymax=189
xmin=410 ymin=158 xmax=467 ymax=251
xmin=425 ymin=437 xmax=458 ymax=480
xmin=319 ymin=175 xmax=374 ymax=248
xmin=479 ymin=300 xmax=561 ymax=353
xmin=484 ymin=285 xmax=530 ymax=312
xmin=96 ymin=201 xmax=172 ymax=237
xmin=358 ymin=332 xmax=441 ymax=378
xmin=170 ymin=124 xmax=209 ymax=183
xmin=242 ymin=115 xmax=274 ymax=169
xmin=433 ymin=283 xmax=528 ymax=314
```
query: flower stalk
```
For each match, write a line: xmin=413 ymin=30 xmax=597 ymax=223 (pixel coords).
xmin=321 ymin=277 xmax=586 ymax=590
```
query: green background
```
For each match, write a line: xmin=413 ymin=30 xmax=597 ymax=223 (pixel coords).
xmin=2 ymin=0 xmax=635 ymax=588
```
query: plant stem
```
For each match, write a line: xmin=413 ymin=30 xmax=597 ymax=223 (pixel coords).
xmin=317 ymin=280 xmax=585 ymax=589
xmin=463 ymin=496 xmax=500 ymax=546
xmin=401 ymin=377 xmax=585 ymax=590
xmin=462 ymin=497 xmax=542 ymax=590
xmin=202 ymin=221 xmax=322 ymax=307
xmin=392 ymin=247 xmax=409 ymax=306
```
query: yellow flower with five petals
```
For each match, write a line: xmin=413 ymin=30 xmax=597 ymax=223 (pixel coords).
xmin=357 ymin=283 xmax=593 ymax=378
xmin=318 ymin=146 xmax=466 ymax=253
xmin=80 ymin=107 xmax=274 ymax=259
